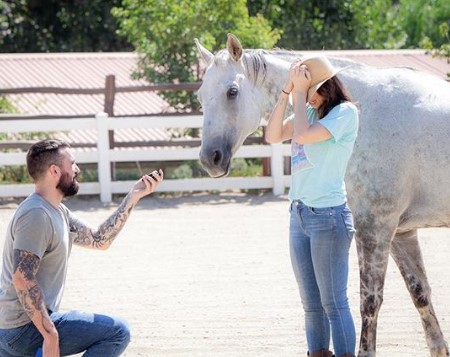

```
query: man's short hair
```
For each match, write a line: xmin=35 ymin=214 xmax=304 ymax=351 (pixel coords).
xmin=26 ymin=139 xmax=71 ymax=181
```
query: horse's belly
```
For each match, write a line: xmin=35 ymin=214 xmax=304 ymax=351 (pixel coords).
xmin=398 ymin=205 xmax=450 ymax=232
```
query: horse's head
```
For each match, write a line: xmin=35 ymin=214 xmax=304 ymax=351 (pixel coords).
xmin=195 ymin=34 xmax=269 ymax=178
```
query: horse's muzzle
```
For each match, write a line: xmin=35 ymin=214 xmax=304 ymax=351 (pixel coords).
xmin=199 ymin=144 xmax=232 ymax=178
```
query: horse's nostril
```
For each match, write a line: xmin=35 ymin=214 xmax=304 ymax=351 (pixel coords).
xmin=212 ymin=150 xmax=222 ymax=166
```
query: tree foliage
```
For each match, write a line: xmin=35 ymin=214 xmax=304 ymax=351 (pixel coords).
xmin=112 ymin=0 xmax=281 ymax=109
xmin=0 ymin=0 xmax=447 ymax=54
xmin=397 ymin=0 xmax=450 ymax=48
xmin=0 ymin=0 xmax=131 ymax=52
xmin=248 ymin=0 xmax=406 ymax=50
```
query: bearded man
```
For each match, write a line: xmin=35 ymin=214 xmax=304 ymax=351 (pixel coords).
xmin=0 ymin=139 xmax=163 ymax=357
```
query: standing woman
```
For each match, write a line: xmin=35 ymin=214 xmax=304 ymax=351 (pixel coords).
xmin=265 ymin=55 xmax=358 ymax=357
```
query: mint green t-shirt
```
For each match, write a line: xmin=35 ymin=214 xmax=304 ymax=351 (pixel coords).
xmin=288 ymin=102 xmax=359 ymax=208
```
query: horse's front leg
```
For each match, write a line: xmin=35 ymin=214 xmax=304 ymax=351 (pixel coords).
xmin=355 ymin=216 xmax=396 ymax=357
xmin=390 ymin=229 xmax=449 ymax=357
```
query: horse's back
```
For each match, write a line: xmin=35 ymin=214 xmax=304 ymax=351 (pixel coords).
xmin=340 ymin=62 xmax=450 ymax=228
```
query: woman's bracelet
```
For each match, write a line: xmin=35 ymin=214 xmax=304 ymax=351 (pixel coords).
xmin=281 ymin=89 xmax=291 ymax=95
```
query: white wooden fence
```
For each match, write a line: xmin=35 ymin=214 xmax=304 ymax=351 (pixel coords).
xmin=0 ymin=113 xmax=291 ymax=202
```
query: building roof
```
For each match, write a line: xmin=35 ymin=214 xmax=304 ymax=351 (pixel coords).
xmin=0 ymin=52 xmax=169 ymax=117
xmin=0 ymin=49 xmax=448 ymax=118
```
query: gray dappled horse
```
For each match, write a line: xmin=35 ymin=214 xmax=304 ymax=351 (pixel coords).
xmin=195 ymin=34 xmax=450 ymax=357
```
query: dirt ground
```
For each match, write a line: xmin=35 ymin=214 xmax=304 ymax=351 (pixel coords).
xmin=1 ymin=192 xmax=449 ymax=357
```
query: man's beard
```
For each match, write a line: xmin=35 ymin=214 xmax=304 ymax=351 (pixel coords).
xmin=57 ymin=172 xmax=79 ymax=197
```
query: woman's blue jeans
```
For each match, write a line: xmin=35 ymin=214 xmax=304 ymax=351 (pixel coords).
xmin=0 ymin=310 xmax=130 ymax=356
xmin=289 ymin=200 xmax=356 ymax=356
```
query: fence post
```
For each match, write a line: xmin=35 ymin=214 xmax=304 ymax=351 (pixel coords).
xmin=104 ymin=74 xmax=117 ymax=180
xmin=270 ymin=143 xmax=284 ymax=195
xmin=96 ymin=112 xmax=112 ymax=202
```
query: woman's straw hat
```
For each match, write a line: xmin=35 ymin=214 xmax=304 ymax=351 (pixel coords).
xmin=300 ymin=55 xmax=347 ymax=101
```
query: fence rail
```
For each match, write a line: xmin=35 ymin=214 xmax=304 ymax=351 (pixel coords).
xmin=0 ymin=81 xmax=201 ymax=96
xmin=0 ymin=113 xmax=291 ymax=202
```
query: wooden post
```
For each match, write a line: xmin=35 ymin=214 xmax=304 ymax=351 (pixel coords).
xmin=104 ymin=75 xmax=116 ymax=180
xmin=104 ymin=75 xmax=115 ymax=118
xmin=261 ymin=127 xmax=271 ymax=176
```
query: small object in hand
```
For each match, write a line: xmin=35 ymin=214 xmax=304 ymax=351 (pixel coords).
xmin=142 ymin=170 xmax=161 ymax=181
xmin=136 ymin=169 xmax=162 ymax=190
xmin=149 ymin=170 xmax=161 ymax=179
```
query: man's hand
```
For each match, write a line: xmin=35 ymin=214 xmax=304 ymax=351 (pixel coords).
xmin=132 ymin=169 xmax=164 ymax=200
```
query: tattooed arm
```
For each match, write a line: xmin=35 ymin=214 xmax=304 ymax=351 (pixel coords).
xmin=12 ymin=249 xmax=60 ymax=357
xmin=72 ymin=170 xmax=163 ymax=250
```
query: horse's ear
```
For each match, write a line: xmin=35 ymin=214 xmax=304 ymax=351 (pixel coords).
xmin=227 ymin=33 xmax=243 ymax=62
xmin=195 ymin=38 xmax=214 ymax=65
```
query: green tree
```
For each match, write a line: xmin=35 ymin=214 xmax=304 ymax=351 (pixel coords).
xmin=422 ymin=22 xmax=450 ymax=77
xmin=0 ymin=0 xmax=131 ymax=52
xmin=112 ymin=0 xmax=280 ymax=109
xmin=351 ymin=0 xmax=406 ymax=49
xmin=398 ymin=0 xmax=450 ymax=48
xmin=248 ymin=0 xmax=405 ymax=50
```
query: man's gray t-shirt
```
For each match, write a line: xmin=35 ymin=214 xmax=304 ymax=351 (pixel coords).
xmin=0 ymin=193 xmax=76 ymax=328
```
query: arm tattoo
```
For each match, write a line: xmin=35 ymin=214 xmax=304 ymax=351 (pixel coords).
xmin=13 ymin=249 xmax=39 ymax=281
xmin=16 ymin=284 xmax=53 ymax=335
xmin=71 ymin=221 xmax=91 ymax=247
xmin=13 ymin=250 xmax=55 ymax=336
xmin=13 ymin=250 xmax=46 ymax=320
xmin=73 ymin=194 xmax=135 ymax=249
xmin=17 ymin=283 xmax=41 ymax=316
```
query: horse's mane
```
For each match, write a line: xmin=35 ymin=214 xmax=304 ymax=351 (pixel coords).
xmin=243 ymin=49 xmax=299 ymax=85
xmin=213 ymin=48 xmax=362 ymax=86
xmin=243 ymin=50 xmax=268 ymax=85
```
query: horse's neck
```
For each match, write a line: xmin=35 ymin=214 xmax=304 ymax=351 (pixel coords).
xmin=256 ymin=52 xmax=292 ymax=118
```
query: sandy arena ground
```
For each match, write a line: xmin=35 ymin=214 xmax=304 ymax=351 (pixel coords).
xmin=1 ymin=192 xmax=449 ymax=357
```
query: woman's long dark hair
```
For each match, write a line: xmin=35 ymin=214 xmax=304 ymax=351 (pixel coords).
xmin=316 ymin=76 xmax=353 ymax=119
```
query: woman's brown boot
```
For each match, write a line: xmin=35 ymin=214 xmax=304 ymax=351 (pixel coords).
xmin=308 ymin=349 xmax=334 ymax=357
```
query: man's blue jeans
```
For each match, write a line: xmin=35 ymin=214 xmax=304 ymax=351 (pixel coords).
xmin=0 ymin=310 xmax=130 ymax=356
xmin=289 ymin=200 xmax=356 ymax=356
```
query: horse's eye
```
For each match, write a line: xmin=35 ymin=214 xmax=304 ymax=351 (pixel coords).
xmin=227 ymin=86 xmax=239 ymax=99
